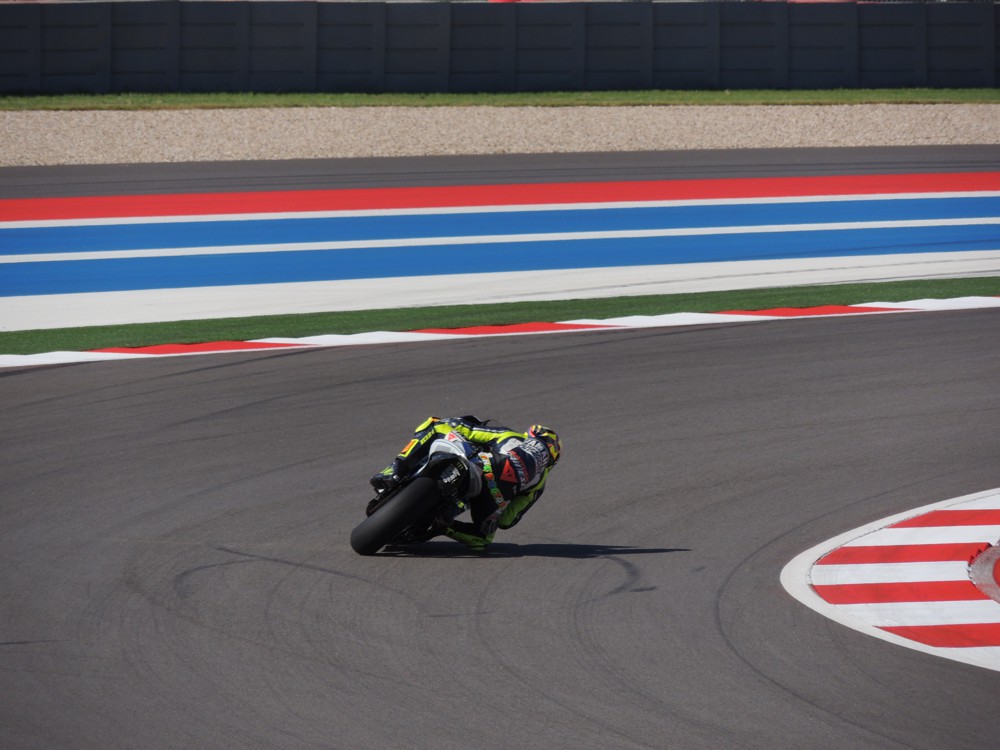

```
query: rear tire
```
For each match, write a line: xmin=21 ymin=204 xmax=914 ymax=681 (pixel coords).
xmin=350 ymin=477 xmax=441 ymax=555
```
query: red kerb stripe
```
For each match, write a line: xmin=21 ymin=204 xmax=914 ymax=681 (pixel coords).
xmin=814 ymin=580 xmax=988 ymax=605
xmin=891 ymin=510 xmax=1000 ymax=528
xmin=880 ymin=622 xmax=1000 ymax=648
xmin=817 ymin=543 xmax=990 ymax=565
xmin=3 ymin=172 xmax=999 ymax=221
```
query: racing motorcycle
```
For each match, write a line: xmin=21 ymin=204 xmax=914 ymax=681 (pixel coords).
xmin=350 ymin=432 xmax=484 ymax=555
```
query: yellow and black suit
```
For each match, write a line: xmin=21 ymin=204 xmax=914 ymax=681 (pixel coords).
xmin=371 ymin=415 xmax=560 ymax=550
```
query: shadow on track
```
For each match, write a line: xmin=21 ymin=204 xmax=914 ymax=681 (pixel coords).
xmin=380 ymin=542 xmax=690 ymax=559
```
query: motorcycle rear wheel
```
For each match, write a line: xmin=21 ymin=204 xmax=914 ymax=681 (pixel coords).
xmin=350 ymin=477 xmax=441 ymax=555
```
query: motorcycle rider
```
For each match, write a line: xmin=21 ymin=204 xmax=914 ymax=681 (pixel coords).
xmin=370 ymin=416 xmax=561 ymax=551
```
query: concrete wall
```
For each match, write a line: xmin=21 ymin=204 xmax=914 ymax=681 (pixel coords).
xmin=0 ymin=2 xmax=996 ymax=94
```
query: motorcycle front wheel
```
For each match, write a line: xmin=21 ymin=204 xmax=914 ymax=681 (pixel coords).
xmin=350 ymin=477 xmax=441 ymax=555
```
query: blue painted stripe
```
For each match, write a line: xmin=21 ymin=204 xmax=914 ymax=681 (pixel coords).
xmin=1 ymin=196 xmax=998 ymax=256
xmin=3 ymin=224 xmax=998 ymax=297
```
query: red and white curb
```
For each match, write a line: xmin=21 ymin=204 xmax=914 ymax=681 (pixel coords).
xmin=781 ymin=488 xmax=1000 ymax=673
xmin=1 ymin=295 xmax=998 ymax=370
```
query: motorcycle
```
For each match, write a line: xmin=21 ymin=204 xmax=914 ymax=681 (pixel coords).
xmin=350 ymin=432 xmax=484 ymax=555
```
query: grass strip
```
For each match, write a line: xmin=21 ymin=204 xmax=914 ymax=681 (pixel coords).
xmin=2 ymin=89 xmax=999 ymax=111
xmin=2 ymin=277 xmax=997 ymax=355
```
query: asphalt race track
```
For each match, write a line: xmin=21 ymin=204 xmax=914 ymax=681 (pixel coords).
xmin=4 ymin=145 xmax=1000 ymax=199
xmin=3 ymin=148 xmax=1000 ymax=750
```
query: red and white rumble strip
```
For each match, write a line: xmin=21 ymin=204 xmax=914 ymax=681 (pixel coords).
xmin=1 ymin=295 xmax=998 ymax=370
xmin=782 ymin=488 xmax=1000 ymax=673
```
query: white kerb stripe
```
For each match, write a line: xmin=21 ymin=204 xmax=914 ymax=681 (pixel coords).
xmin=837 ymin=600 xmax=1000 ymax=628
xmin=810 ymin=561 xmax=971 ymax=585
xmin=841 ymin=526 xmax=1000 ymax=548
xmin=943 ymin=493 xmax=1000 ymax=510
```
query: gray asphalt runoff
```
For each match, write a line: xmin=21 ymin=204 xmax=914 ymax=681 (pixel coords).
xmin=2 ymin=148 xmax=1000 ymax=750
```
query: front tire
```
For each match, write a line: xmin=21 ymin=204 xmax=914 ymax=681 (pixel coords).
xmin=350 ymin=477 xmax=441 ymax=555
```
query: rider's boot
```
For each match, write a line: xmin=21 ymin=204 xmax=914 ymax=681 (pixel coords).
xmin=444 ymin=521 xmax=494 ymax=552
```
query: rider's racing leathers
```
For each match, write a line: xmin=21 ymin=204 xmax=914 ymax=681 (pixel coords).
xmin=371 ymin=416 xmax=561 ymax=551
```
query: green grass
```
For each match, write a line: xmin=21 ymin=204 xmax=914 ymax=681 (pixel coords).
xmin=2 ymin=277 xmax=997 ymax=355
xmin=1 ymin=88 xmax=998 ymax=111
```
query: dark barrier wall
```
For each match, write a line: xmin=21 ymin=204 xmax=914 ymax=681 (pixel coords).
xmin=0 ymin=2 xmax=996 ymax=94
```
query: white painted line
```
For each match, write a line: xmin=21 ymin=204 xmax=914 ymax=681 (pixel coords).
xmin=866 ymin=297 xmax=1000 ymax=310
xmin=4 ymin=217 xmax=998 ymax=264
xmin=257 ymin=331 xmax=468 ymax=345
xmin=0 ymin=350 xmax=150 ymax=367
xmin=3 ymin=294 xmax=999 ymax=370
xmin=565 ymin=312 xmax=784 ymax=326
xmin=3 ymin=252 xmax=998 ymax=332
xmin=948 ymin=495 xmax=1000 ymax=510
